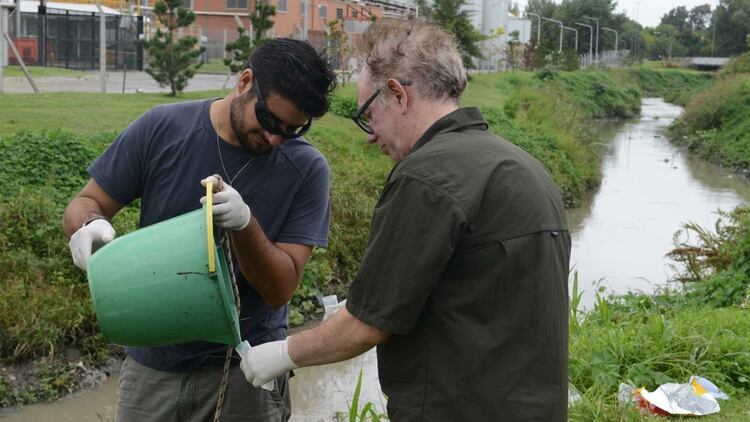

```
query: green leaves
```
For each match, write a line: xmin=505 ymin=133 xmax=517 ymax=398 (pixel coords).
xmin=330 ymin=94 xmax=358 ymax=119
xmin=0 ymin=131 xmax=103 ymax=198
xmin=141 ymin=0 xmax=205 ymax=96
xmin=224 ymin=2 xmax=276 ymax=74
xmin=224 ymin=26 xmax=253 ymax=74
xmin=343 ymin=369 xmax=386 ymax=422
xmin=590 ymin=351 xmax=620 ymax=390
xmin=422 ymin=0 xmax=485 ymax=68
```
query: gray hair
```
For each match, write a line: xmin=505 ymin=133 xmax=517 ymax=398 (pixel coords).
xmin=361 ymin=18 xmax=467 ymax=101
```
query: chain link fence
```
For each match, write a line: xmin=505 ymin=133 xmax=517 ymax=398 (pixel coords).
xmin=8 ymin=7 xmax=143 ymax=70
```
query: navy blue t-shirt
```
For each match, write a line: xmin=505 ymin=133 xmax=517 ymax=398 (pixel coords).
xmin=89 ymin=99 xmax=330 ymax=371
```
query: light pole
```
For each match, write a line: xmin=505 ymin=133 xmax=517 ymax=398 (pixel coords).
xmin=541 ymin=16 xmax=563 ymax=53
xmin=602 ymin=27 xmax=618 ymax=55
xmin=583 ymin=15 xmax=599 ymax=63
xmin=527 ymin=12 xmax=541 ymax=47
xmin=711 ymin=2 xmax=717 ymax=57
xmin=563 ymin=26 xmax=578 ymax=51
xmin=576 ymin=22 xmax=593 ymax=66
xmin=654 ymin=31 xmax=669 ymax=62
xmin=668 ymin=27 xmax=672 ymax=61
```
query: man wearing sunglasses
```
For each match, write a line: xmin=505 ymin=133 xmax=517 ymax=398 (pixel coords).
xmin=63 ymin=38 xmax=336 ymax=421
xmin=239 ymin=19 xmax=571 ymax=421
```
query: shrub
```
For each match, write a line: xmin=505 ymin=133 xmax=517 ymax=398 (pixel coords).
xmin=330 ymin=94 xmax=358 ymax=119
xmin=0 ymin=131 xmax=105 ymax=198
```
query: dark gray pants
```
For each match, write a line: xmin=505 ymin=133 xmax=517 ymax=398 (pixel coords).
xmin=116 ymin=356 xmax=291 ymax=422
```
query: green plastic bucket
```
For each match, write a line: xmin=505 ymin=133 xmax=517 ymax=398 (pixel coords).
xmin=86 ymin=203 xmax=241 ymax=347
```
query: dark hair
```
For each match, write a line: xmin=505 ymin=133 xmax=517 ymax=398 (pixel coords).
xmin=245 ymin=39 xmax=337 ymax=118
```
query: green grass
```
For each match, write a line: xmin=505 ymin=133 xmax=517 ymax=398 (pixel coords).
xmin=0 ymin=90 xmax=229 ymax=135
xmin=669 ymin=74 xmax=750 ymax=172
xmin=568 ymin=207 xmax=750 ymax=420
xmin=195 ymin=58 xmax=232 ymax=75
xmin=2 ymin=65 xmax=86 ymax=78
xmin=615 ymin=67 xmax=715 ymax=106
xmin=0 ymin=67 xmax=725 ymax=409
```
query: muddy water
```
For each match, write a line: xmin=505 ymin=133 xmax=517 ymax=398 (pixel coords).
xmin=0 ymin=338 xmax=384 ymax=422
xmin=568 ymin=98 xmax=750 ymax=308
xmin=4 ymin=98 xmax=750 ymax=421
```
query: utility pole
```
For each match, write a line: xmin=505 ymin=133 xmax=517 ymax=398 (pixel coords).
xmin=527 ymin=12 xmax=541 ymax=47
xmin=710 ymin=0 xmax=718 ymax=57
xmin=576 ymin=22 xmax=593 ymax=66
xmin=541 ymin=16 xmax=563 ymax=53
xmin=668 ymin=27 xmax=672 ymax=61
xmin=14 ymin=0 xmax=18 ymax=38
xmin=583 ymin=15 xmax=599 ymax=63
xmin=563 ymin=26 xmax=577 ymax=51
xmin=635 ymin=2 xmax=640 ymax=57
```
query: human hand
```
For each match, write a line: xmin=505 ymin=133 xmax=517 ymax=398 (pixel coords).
xmin=69 ymin=219 xmax=116 ymax=271
xmin=238 ymin=339 xmax=298 ymax=388
xmin=200 ymin=175 xmax=251 ymax=231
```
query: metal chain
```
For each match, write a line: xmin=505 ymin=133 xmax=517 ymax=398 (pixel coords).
xmin=212 ymin=175 xmax=244 ymax=422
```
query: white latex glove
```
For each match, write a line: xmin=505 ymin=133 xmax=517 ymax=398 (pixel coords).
xmin=200 ymin=175 xmax=251 ymax=231
xmin=238 ymin=339 xmax=298 ymax=388
xmin=69 ymin=219 xmax=116 ymax=271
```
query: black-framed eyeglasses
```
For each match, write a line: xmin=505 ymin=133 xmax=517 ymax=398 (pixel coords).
xmin=254 ymin=74 xmax=312 ymax=139
xmin=351 ymin=79 xmax=413 ymax=134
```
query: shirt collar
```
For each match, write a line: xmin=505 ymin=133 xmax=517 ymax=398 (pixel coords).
xmin=410 ymin=107 xmax=489 ymax=154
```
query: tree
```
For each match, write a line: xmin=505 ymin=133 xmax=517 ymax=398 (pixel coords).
xmin=522 ymin=37 xmax=543 ymax=70
xmin=429 ymin=0 xmax=485 ymax=68
xmin=249 ymin=1 xmax=276 ymax=43
xmin=325 ymin=19 xmax=355 ymax=83
xmin=141 ymin=0 xmax=205 ymax=96
xmin=526 ymin=0 xmax=629 ymax=61
xmin=503 ymin=30 xmax=521 ymax=71
xmin=713 ymin=0 xmax=750 ymax=56
xmin=509 ymin=1 xmax=520 ymax=17
xmin=224 ymin=2 xmax=276 ymax=74
xmin=659 ymin=5 xmax=711 ymax=56
xmin=224 ymin=25 xmax=253 ymax=74
xmin=415 ymin=0 xmax=433 ymax=20
xmin=688 ymin=4 xmax=712 ymax=31
xmin=485 ymin=26 xmax=505 ymax=71
xmin=661 ymin=6 xmax=690 ymax=33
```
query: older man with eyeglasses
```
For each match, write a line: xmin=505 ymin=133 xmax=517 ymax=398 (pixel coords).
xmin=63 ymin=39 xmax=337 ymax=422
xmin=239 ymin=19 xmax=572 ymax=421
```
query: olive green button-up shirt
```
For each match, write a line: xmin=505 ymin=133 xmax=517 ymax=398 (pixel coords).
xmin=346 ymin=107 xmax=571 ymax=421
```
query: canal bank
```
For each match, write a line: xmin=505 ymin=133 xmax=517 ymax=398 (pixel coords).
xmin=5 ymin=96 xmax=749 ymax=421
xmin=0 ymin=68 xmax=728 ymax=413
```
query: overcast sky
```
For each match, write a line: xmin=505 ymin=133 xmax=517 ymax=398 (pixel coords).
xmin=516 ymin=0 xmax=718 ymax=28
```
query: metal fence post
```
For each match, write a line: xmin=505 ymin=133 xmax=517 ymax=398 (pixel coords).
xmin=96 ymin=2 xmax=105 ymax=92
xmin=136 ymin=15 xmax=143 ymax=70
xmin=0 ymin=6 xmax=5 ymax=93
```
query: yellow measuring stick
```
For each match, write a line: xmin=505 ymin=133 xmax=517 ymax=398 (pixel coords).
xmin=206 ymin=181 xmax=215 ymax=273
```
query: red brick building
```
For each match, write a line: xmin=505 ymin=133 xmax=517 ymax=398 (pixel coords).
xmin=160 ymin=0 xmax=414 ymax=62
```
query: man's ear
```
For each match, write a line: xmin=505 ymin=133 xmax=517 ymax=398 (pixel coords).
xmin=386 ymin=78 xmax=409 ymax=114
xmin=236 ymin=68 xmax=254 ymax=95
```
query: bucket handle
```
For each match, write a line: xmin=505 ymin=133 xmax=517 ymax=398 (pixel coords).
xmin=206 ymin=181 xmax=216 ymax=273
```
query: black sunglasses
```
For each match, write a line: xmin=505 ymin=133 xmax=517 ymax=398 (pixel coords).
xmin=351 ymin=79 xmax=413 ymax=134
xmin=253 ymin=74 xmax=312 ymax=139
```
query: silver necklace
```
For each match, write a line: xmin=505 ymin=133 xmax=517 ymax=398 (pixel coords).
xmin=216 ymin=133 xmax=255 ymax=185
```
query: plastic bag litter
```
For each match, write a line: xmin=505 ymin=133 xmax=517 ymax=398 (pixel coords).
xmin=568 ymin=382 xmax=583 ymax=406
xmin=618 ymin=376 xmax=727 ymax=416
xmin=689 ymin=375 xmax=729 ymax=400
xmin=321 ymin=295 xmax=347 ymax=322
